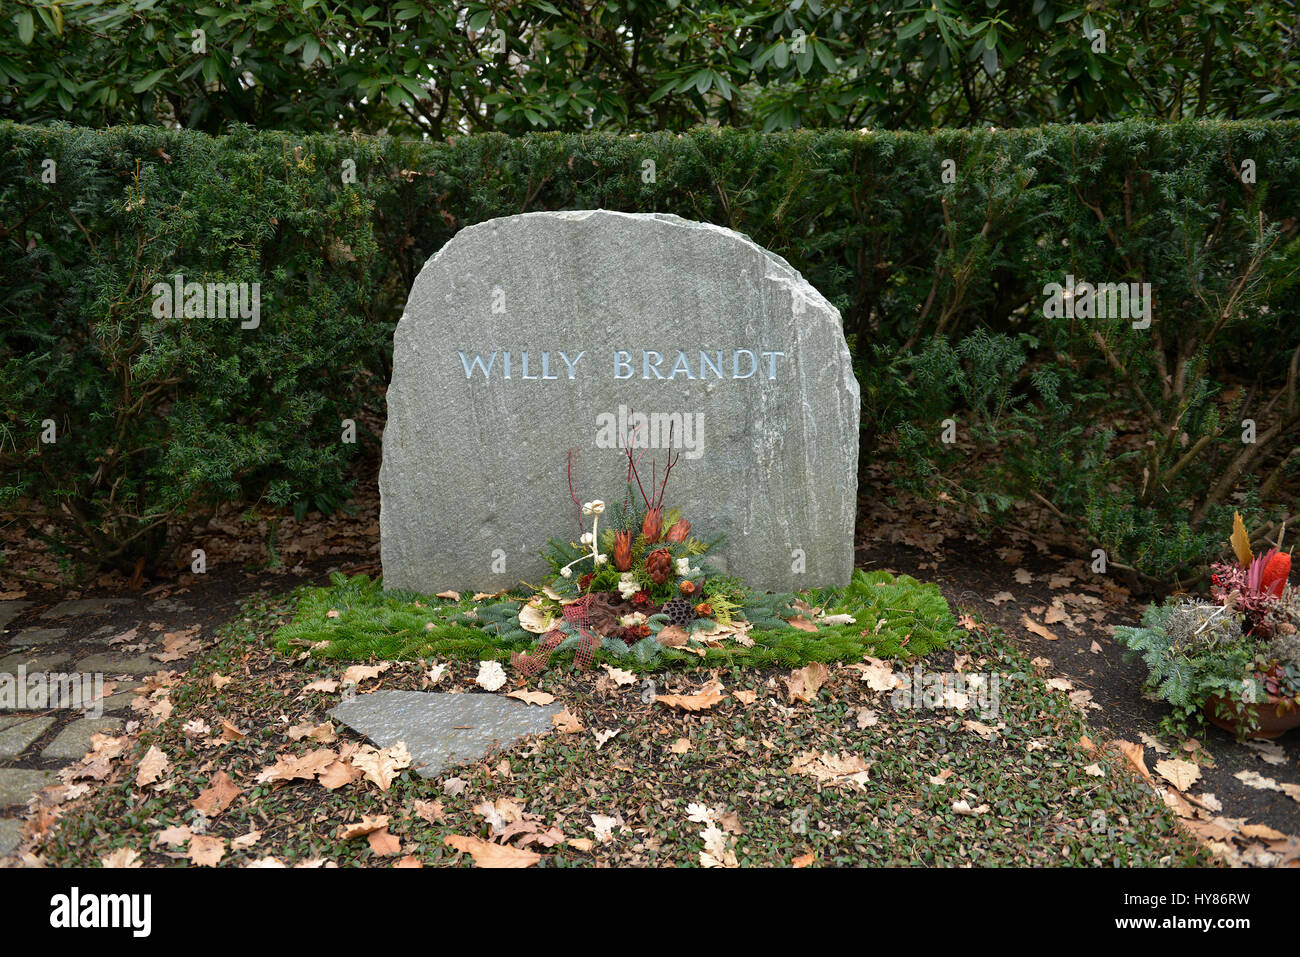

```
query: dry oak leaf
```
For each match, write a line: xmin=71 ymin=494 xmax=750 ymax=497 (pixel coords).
xmin=789 ymin=750 xmax=870 ymax=790
xmin=953 ymin=800 xmax=990 ymax=816
xmin=301 ymin=678 xmax=339 ymax=695
xmin=101 ymin=847 xmax=142 ymax=868
xmin=191 ymin=771 xmax=241 ymax=817
xmin=988 ymin=591 xmax=1014 ymax=605
xmin=733 ymin=689 xmax=758 ymax=705
xmin=506 ymin=689 xmax=555 ymax=706
xmin=552 ymin=708 xmax=584 ymax=734
xmin=135 ymin=745 xmax=170 ymax=788
xmin=656 ymin=625 xmax=690 ymax=647
xmin=339 ymin=814 xmax=390 ymax=839
xmin=288 ymin=721 xmax=337 ymax=743
xmin=792 ymin=851 xmax=816 ymax=868
xmin=394 ymin=856 xmax=423 ymax=868
xmin=849 ymin=656 xmax=904 ymax=692
xmin=1155 ymin=758 xmax=1202 ymax=792
xmin=655 ymin=679 xmax=727 ymax=712
xmin=155 ymin=825 xmax=194 ymax=848
xmin=220 ymin=719 xmax=247 ymax=742
xmin=256 ymin=748 xmax=338 ymax=784
xmin=413 ymin=799 xmax=445 ymax=824
xmin=785 ymin=662 xmax=829 ymax=704
xmin=1020 ymin=614 xmax=1059 ymax=641
xmin=670 ymin=738 xmax=693 ymax=754
xmin=342 ymin=663 xmax=391 ymax=686
xmin=350 ymin=742 xmax=412 ymax=791
xmin=368 ymin=828 xmax=403 ymax=857
xmin=785 ymin=615 xmax=818 ymax=632
xmin=187 ymin=834 xmax=226 ymax=867
xmin=602 ymin=664 xmax=637 ymax=687
xmin=1111 ymin=739 xmax=1152 ymax=782
xmin=436 ymin=590 xmax=461 ymax=601
xmin=443 ymin=834 xmax=540 ymax=868
xmin=962 ymin=719 xmax=998 ymax=739
xmin=210 ymin=673 xmax=233 ymax=690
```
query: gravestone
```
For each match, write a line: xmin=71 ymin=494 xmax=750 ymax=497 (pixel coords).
xmin=381 ymin=210 xmax=859 ymax=594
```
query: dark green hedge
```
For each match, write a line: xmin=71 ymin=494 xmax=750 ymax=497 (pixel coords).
xmin=2 ymin=121 xmax=1298 ymax=581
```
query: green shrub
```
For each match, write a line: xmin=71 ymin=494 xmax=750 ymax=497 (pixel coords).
xmin=1 ymin=120 xmax=1297 ymax=578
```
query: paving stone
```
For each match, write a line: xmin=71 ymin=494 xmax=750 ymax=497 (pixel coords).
xmin=0 ymin=652 xmax=71 ymax=674
xmin=0 ymin=768 xmax=57 ymax=808
xmin=148 ymin=598 xmax=192 ymax=614
xmin=93 ymin=683 xmax=142 ymax=714
xmin=40 ymin=598 xmax=134 ymax=619
xmin=41 ymin=716 xmax=124 ymax=760
xmin=0 ymin=817 xmax=22 ymax=857
xmin=330 ymin=690 xmax=564 ymax=779
xmin=9 ymin=627 xmax=67 ymax=647
xmin=73 ymin=653 xmax=159 ymax=676
xmin=0 ymin=716 xmax=56 ymax=758
xmin=0 ymin=601 xmax=33 ymax=631
xmin=88 ymin=625 xmax=117 ymax=638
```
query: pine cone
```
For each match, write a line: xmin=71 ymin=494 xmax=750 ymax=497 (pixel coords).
xmin=661 ymin=598 xmax=696 ymax=628
xmin=645 ymin=547 xmax=673 ymax=584
xmin=642 ymin=507 xmax=663 ymax=544
xmin=665 ymin=519 xmax=691 ymax=543
xmin=612 ymin=530 xmax=633 ymax=572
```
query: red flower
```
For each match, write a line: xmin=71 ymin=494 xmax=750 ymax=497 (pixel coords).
xmin=632 ymin=590 xmax=651 ymax=606
xmin=578 ymin=572 xmax=594 ymax=591
xmin=1261 ymin=551 xmax=1291 ymax=598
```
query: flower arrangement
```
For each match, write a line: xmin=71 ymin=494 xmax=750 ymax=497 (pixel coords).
xmin=512 ymin=425 xmax=755 ymax=675
xmin=1115 ymin=512 xmax=1299 ymax=739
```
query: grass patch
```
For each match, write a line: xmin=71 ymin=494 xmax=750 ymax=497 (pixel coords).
xmin=36 ymin=590 xmax=1207 ymax=868
xmin=272 ymin=569 xmax=963 ymax=670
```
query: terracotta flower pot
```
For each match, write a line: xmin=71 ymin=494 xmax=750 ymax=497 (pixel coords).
xmin=1204 ymin=693 xmax=1300 ymax=740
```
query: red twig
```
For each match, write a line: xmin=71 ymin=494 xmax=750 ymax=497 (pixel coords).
xmin=567 ymin=449 xmax=584 ymax=536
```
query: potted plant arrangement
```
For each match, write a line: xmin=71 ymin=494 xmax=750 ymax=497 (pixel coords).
xmin=1114 ymin=513 xmax=1299 ymax=740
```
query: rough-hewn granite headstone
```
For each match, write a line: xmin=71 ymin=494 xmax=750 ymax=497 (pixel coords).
xmin=381 ymin=210 xmax=859 ymax=594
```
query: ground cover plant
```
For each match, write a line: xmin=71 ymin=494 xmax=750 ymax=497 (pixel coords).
xmin=274 ymin=569 xmax=959 ymax=673
xmin=33 ymin=591 xmax=1207 ymax=868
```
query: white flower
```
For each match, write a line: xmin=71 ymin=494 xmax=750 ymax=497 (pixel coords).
xmin=560 ymin=567 xmax=572 ymax=579
xmin=580 ymin=532 xmax=594 ymax=545
xmin=594 ymin=554 xmax=608 ymax=565
xmin=675 ymin=557 xmax=690 ymax=575
xmin=619 ymin=612 xmax=647 ymax=627
xmin=581 ymin=499 xmax=607 ymax=515
xmin=617 ymin=579 xmax=640 ymax=600
xmin=475 ymin=660 xmax=507 ymax=691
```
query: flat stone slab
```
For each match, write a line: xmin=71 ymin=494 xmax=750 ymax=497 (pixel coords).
xmin=41 ymin=716 xmax=124 ymax=760
xmin=0 ymin=817 xmax=22 ymax=857
xmin=9 ymin=627 xmax=67 ymax=647
xmin=0 ymin=652 xmax=70 ymax=674
xmin=74 ymin=653 xmax=159 ymax=676
xmin=0 ymin=601 xmax=32 ymax=631
xmin=0 ymin=716 xmax=56 ymax=758
xmin=0 ymin=768 xmax=57 ymax=808
xmin=330 ymin=690 xmax=564 ymax=778
xmin=41 ymin=598 xmax=135 ymax=619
